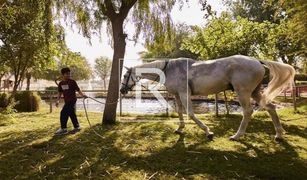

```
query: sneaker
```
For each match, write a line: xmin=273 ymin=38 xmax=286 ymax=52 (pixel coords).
xmin=69 ymin=127 xmax=81 ymax=134
xmin=54 ymin=128 xmax=68 ymax=135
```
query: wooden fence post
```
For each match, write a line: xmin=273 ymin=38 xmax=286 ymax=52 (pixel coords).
xmin=224 ymin=91 xmax=230 ymax=115
xmin=293 ymin=86 xmax=297 ymax=112
xmin=49 ymin=91 xmax=53 ymax=113
xmin=215 ymin=94 xmax=219 ymax=117
xmin=166 ymin=92 xmax=169 ymax=117
xmin=119 ymin=93 xmax=122 ymax=116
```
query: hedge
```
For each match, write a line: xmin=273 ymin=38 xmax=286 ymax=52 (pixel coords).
xmin=11 ymin=91 xmax=41 ymax=112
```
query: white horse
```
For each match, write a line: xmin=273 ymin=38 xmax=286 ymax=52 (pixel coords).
xmin=120 ymin=55 xmax=295 ymax=141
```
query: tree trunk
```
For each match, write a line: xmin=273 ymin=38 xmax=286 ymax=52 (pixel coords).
xmin=13 ymin=79 xmax=19 ymax=93
xmin=0 ymin=75 xmax=2 ymax=90
xmin=26 ymin=72 xmax=31 ymax=90
xmin=13 ymin=72 xmax=24 ymax=93
xmin=19 ymin=78 xmax=24 ymax=90
xmin=102 ymin=18 xmax=126 ymax=124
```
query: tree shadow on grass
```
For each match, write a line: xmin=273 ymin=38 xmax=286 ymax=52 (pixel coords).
xmin=206 ymin=113 xmax=307 ymax=140
xmin=1 ymin=118 xmax=307 ymax=179
xmin=90 ymin=128 xmax=307 ymax=179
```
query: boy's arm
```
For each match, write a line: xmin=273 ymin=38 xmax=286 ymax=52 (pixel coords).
xmin=55 ymin=92 xmax=62 ymax=107
xmin=74 ymin=81 xmax=87 ymax=98
xmin=78 ymin=90 xmax=87 ymax=98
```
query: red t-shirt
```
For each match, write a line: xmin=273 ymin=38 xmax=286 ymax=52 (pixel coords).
xmin=58 ymin=79 xmax=80 ymax=103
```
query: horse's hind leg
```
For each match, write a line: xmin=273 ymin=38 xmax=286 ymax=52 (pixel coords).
xmin=266 ymin=104 xmax=285 ymax=141
xmin=230 ymin=91 xmax=253 ymax=140
xmin=178 ymin=92 xmax=214 ymax=140
xmin=174 ymin=94 xmax=185 ymax=134
xmin=251 ymin=87 xmax=285 ymax=141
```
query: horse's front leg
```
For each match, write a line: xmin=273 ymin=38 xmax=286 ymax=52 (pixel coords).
xmin=174 ymin=94 xmax=185 ymax=134
xmin=178 ymin=92 xmax=214 ymax=140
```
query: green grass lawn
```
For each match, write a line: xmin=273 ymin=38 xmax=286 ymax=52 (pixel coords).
xmin=0 ymin=100 xmax=307 ymax=179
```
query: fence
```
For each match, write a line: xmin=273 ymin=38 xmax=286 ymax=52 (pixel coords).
xmin=1 ymin=85 xmax=306 ymax=115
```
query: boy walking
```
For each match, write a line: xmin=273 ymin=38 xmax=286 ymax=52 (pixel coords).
xmin=55 ymin=67 xmax=87 ymax=135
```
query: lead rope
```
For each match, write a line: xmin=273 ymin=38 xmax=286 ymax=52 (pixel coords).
xmin=82 ymin=95 xmax=124 ymax=139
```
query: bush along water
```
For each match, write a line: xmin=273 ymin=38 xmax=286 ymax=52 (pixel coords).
xmin=0 ymin=93 xmax=9 ymax=109
xmin=11 ymin=91 xmax=41 ymax=112
xmin=0 ymin=93 xmax=17 ymax=115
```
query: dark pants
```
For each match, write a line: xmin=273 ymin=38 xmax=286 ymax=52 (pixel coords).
xmin=60 ymin=101 xmax=79 ymax=129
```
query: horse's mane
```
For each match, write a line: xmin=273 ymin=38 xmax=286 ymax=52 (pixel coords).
xmin=134 ymin=60 xmax=167 ymax=70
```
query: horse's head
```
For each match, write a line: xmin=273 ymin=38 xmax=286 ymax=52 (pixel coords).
xmin=120 ymin=67 xmax=139 ymax=94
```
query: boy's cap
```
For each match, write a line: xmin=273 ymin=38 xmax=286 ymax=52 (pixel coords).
xmin=61 ymin=67 xmax=70 ymax=75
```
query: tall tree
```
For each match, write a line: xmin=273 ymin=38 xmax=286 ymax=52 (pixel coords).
xmin=281 ymin=0 xmax=307 ymax=61
xmin=94 ymin=56 xmax=112 ymax=90
xmin=55 ymin=0 xmax=211 ymax=124
xmin=223 ymin=0 xmax=285 ymax=23
xmin=0 ymin=0 xmax=56 ymax=92
xmin=39 ymin=48 xmax=92 ymax=82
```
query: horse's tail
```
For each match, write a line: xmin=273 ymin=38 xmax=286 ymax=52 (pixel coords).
xmin=259 ymin=60 xmax=296 ymax=107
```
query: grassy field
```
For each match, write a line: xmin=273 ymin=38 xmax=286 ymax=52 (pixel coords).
xmin=0 ymin=99 xmax=307 ymax=179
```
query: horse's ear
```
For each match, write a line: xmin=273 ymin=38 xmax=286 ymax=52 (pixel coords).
xmin=124 ymin=66 xmax=130 ymax=70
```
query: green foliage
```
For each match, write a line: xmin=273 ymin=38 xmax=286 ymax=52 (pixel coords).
xmin=281 ymin=0 xmax=307 ymax=60
xmin=224 ymin=0 xmax=286 ymax=23
xmin=0 ymin=93 xmax=9 ymax=108
xmin=0 ymin=0 xmax=60 ymax=91
xmin=94 ymin=56 xmax=112 ymax=89
xmin=0 ymin=64 xmax=9 ymax=76
xmin=224 ymin=0 xmax=306 ymax=67
xmin=45 ymin=86 xmax=58 ymax=91
xmin=39 ymin=48 xmax=92 ymax=81
xmin=53 ymin=0 xmax=208 ymax=48
xmin=12 ymin=91 xmax=41 ymax=112
xmin=0 ymin=64 xmax=9 ymax=89
xmin=60 ymin=51 xmax=92 ymax=81
xmin=0 ymin=93 xmax=17 ymax=115
xmin=142 ymin=23 xmax=198 ymax=59
xmin=1 ymin=98 xmax=17 ymax=115
xmin=182 ymin=13 xmax=278 ymax=60
xmin=94 ymin=56 xmax=112 ymax=79
xmin=55 ymin=0 xmax=181 ymax=39
xmin=295 ymin=74 xmax=307 ymax=82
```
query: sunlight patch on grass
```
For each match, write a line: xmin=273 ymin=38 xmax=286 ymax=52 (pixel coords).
xmin=0 ymin=102 xmax=307 ymax=179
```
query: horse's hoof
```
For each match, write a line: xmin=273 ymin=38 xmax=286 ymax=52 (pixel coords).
xmin=174 ymin=130 xmax=183 ymax=135
xmin=275 ymin=137 xmax=283 ymax=142
xmin=229 ymin=136 xmax=238 ymax=141
xmin=207 ymin=134 xmax=214 ymax=141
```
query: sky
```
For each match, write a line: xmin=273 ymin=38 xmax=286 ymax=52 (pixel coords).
xmin=64 ymin=0 xmax=226 ymax=67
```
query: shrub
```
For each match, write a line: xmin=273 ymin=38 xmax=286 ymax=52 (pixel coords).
xmin=45 ymin=86 xmax=58 ymax=91
xmin=12 ymin=91 xmax=41 ymax=112
xmin=295 ymin=74 xmax=307 ymax=81
xmin=1 ymin=98 xmax=17 ymax=115
xmin=37 ymin=86 xmax=58 ymax=97
xmin=0 ymin=93 xmax=17 ymax=115
xmin=0 ymin=93 xmax=9 ymax=108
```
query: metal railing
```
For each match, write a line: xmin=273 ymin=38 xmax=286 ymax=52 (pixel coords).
xmin=1 ymin=85 xmax=306 ymax=115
